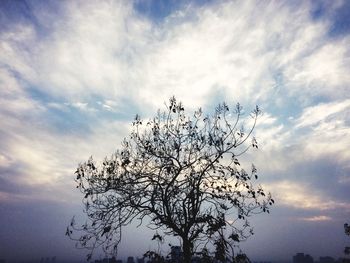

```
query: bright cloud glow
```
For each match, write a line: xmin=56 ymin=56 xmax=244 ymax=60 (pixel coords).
xmin=267 ymin=180 xmax=350 ymax=211
xmin=299 ymin=215 xmax=332 ymax=222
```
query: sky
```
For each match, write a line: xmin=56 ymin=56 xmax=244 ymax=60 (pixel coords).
xmin=0 ymin=0 xmax=350 ymax=262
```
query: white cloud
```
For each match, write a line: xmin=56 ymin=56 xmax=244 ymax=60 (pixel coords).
xmin=0 ymin=93 xmax=130 ymax=203
xmin=0 ymin=152 xmax=13 ymax=168
xmin=2 ymin=0 xmax=348 ymax=111
xmin=0 ymin=69 xmax=43 ymax=115
xmin=100 ymin=99 xmax=120 ymax=112
xmin=284 ymin=39 xmax=350 ymax=100
xmin=298 ymin=215 xmax=332 ymax=222
xmin=265 ymin=180 xmax=350 ymax=211
xmin=70 ymin=102 xmax=95 ymax=112
xmin=295 ymin=99 xmax=350 ymax=128
xmin=292 ymin=100 xmax=350 ymax=163
xmin=0 ymin=24 xmax=38 ymax=82
xmin=251 ymin=98 xmax=350 ymax=176
xmin=0 ymin=0 xmax=350 ymax=223
xmin=46 ymin=102 xmax=69 ymax=111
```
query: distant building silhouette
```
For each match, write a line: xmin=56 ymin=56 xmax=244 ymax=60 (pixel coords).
xmin=38 ymin=256 xmax=56 ymax=263
xmin=170 ymin=246 xmax=182 ymax=263
xmin=293 ymin=253 xmax=314 ymax=263
xmin=190 ymin=254 xmax=201 ymax=263
xmin=95 ymin=257 xmax=122 ymax=263
xmin=137 ymin=258 xmax=144 ymax=263
xmin=320 ymin=257 xmax=335 ymax=263
xmin=127 ymin=257 xmax=134 ymax=263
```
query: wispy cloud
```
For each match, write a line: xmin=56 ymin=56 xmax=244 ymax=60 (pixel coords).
xmin=299 ymin=215 xmax=332 ymax=222
xmin=266 ymin=180 xmax=350 ymax=211
xmin=295 ymin=99 xmax=350 ymax=128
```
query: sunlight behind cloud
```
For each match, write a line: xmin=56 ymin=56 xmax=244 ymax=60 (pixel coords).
xmin=299 ymin=215 xmax=332 ymax=222
xmin=266 ymin=180 xmax=350 ymax=211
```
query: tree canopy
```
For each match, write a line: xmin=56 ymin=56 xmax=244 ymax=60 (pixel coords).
xmin=67 ymin=97 xmax=273 ymax=262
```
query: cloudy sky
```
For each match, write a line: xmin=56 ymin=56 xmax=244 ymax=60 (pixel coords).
xmin=0 ymin=0 xmax=350 ymax=262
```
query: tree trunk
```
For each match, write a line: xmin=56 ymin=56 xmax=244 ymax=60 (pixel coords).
xmin=182 ymin=238 xmax=192 ymax=263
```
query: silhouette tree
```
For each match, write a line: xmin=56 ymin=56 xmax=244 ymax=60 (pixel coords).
xmin=67 ymin=97 xmax=273 ymax=262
